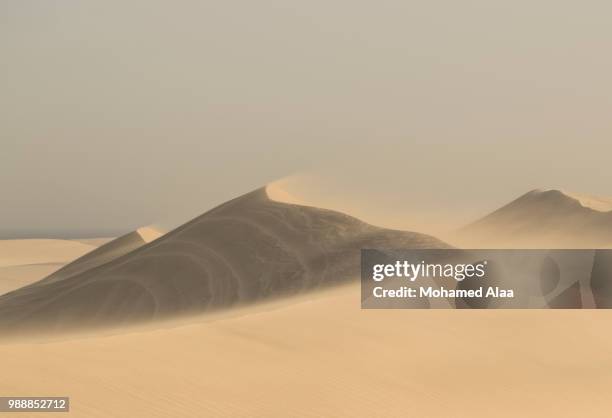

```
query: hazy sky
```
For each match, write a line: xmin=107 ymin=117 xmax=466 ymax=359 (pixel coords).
xmin=2 ymin=1 xmax=612 ymax=237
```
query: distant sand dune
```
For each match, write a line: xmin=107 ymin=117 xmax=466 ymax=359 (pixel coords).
xmin=0 ymin=263 xmax=64 ymax=296
xmin=0 ymin=188 xmax=448 ymax=333
xmin=0 ymin=240 xmax=99 ymax=296
xmin=0 ymin=239 xmax=95 ymax=268
xmin=456 ymin=189 xmax=612 ymax=248
xmin=72 ymin=237 xmax=115 ymax=246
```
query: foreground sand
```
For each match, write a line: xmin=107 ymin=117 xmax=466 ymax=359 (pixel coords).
xmin=1 ymin=284 xmax=611 ymax=417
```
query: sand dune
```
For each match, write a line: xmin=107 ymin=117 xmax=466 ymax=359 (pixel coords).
xmin=37 ymin=226 xmax=164 ymax=286
xmin=456 ymin=189 xmax=612 ymax=248
xmin=2 ymin=283 xmax=612 ymax=417
xmin=0 ymin=187 xmax=447 ymax=333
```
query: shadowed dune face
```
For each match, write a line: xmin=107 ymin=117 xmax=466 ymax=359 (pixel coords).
xmin=0 ymin=188 xmax=448 ymax=334
xmin=455 ymin=189 xmax=612 ymax=248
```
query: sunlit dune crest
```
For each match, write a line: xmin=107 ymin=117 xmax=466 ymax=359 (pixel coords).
xmin=265 ymin=179 xmax=308 ymax=206
xmin=136 ymin=226 xmax=165 ymax=243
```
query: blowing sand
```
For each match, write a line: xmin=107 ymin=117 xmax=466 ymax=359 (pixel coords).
xmin=1 ymin=283 xmax=611 ymax=417
xmin=563 ymin=190 xmax=612 ymax=212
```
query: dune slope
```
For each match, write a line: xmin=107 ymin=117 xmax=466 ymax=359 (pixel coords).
xmin=0 ymin=188 xmax=448 ymax=333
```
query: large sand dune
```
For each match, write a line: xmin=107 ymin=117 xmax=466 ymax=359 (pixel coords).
xmin=456 ymin=189 xmax=612 ymax=248
xmin=1 ymin=284 xmax=611 ymax=417
xmin=0 ymin=188 xmax=447 ymax=333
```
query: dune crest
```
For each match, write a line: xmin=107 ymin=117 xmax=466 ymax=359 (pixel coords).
xmin=136 ymin=226 xmax=165 ymax=243
xmin=265 ymin=179 xmax=309 ymax=206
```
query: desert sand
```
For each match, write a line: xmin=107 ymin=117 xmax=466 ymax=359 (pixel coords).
xmin=2 ymin=185 xmax=612 ymax=417
xmin=0 ymin=239 xmax=96 ymax=268
xmin=2 ymin=284 xmax=612 ymax=417
xmin=0 ymin=263 xmax=63 ymax=296
xmin=0 ymin=239 xmax=98 ymax=295
xmin=72 ymin=238 xmax=115 ymax=247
